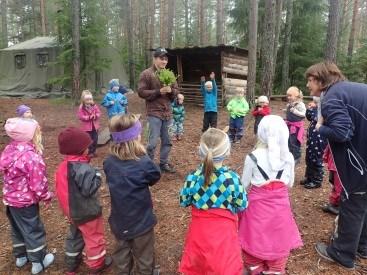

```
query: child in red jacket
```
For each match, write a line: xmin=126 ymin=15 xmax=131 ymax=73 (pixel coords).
xmin=77 ymin=90 xmax=101 ymax=157
xmin=252 ymin=95 xmax=271 ymax=134
xmin=55 ymin=127 xmax=111 ymax=275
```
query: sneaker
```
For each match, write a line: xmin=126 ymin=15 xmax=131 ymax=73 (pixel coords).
xmin=160 ymin=163 xmax=176 ymax=173
xmin=300 ymin=178 xmax=309 ymax=185
xmin=357 ymin=250 xmax=367 ymax=259
xmin=15 ymin=256 xmax=28 ymax=268
xmin=31 ymin=253 xmax=55 ymax=274
xmin=315 ymin=242 xmax=355 ymax=270
xmin=89 ymin=256 xmax=113 ymax=275
xmin=322 ymin=204 xmax=339 ymax=215
xmin=304 ymin=181 xmax=321 ymax=189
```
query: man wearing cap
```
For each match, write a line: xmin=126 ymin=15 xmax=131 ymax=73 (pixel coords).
xmin=138 ymin=47 xmax=178 ymax=173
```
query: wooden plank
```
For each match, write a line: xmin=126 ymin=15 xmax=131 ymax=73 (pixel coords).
xmin=222 ymin=52 xmax=248 ymax=60
xmin=223 ymin=66 xmax=248 ymax=76
xmin=226 ymin=63 xmax=248 ymax=71
xmin=223 ymin=78 xmax=247 ymax=86
xmin=223 ymin=56 xmax=248 ymax=66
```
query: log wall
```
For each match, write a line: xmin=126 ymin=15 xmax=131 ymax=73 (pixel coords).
xmin=221 ymin=52 xmax=248 ymax=102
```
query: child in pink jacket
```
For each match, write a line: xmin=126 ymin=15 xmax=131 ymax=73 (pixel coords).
xmin=77 ymin=90 xmax=101 ymax=157
xmin=0 ymin=118 xmax=54 ymax=274
xmin=239 ymin=115 xmax=302 ymax=275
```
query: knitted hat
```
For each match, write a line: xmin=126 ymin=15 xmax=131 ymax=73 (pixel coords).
xmin=16 ymin=104 xmax=31 ymax=117
xmin=257 ymin=96 xmax=269 ymax=104
xmin=109 ymin=79 xmax=120 ymax=90
xmin=58 ymin=127 xmax=92 ymax=155
xmin=5 ymin=117 xmax=39 ymax=142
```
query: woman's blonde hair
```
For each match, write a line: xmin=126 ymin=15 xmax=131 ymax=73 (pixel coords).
xmin=200 ymin=128 xmax=230 ymax=187
xmin=80 ymin=90 xmax=93 ymax=105
xmin=32 ymin=125 xmax=44 ymax=154
xmin=109 ymin=114 xmax=146 ymax=160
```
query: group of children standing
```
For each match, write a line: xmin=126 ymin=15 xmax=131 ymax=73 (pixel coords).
xmin=0 ymin=74 xmax=341 ymax=275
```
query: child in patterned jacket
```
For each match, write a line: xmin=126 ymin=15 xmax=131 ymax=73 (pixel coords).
xmin=171 ymin=93 xmax=185 ymax=141
xmin=101 ymin=79 xmax=128 ymax=119
xmin=0 ymin=118 xmax=54 ymax=274
xmin=179 ymin=128 xmax=248 ymax=275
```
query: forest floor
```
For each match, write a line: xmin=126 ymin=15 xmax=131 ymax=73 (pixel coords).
xmin=0 ymin=94 xmax=366 ymax=275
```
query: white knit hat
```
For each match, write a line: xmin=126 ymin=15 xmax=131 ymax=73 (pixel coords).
xmin=257 ymin=95 xmax=269 ymax=104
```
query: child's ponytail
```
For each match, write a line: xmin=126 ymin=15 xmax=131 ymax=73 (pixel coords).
xmin=199 ymin=128 xmax=231 ymax=187
xmin=203 ymin=149 xmax=215 ymax=187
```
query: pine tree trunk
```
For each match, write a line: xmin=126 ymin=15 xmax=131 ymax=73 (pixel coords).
xmin=1 ymin=0 xmax=8 ymax=48
xmin=337 ymin=0 xmax=348 ymax=55
xmin=167 ymin=0 xmax=175 ymax=48
xmin=40 ymin=0 xmax=47 ymax=35
xmin=198 ymin=0 xmax=207 ymax=46
xmin=260 ymin=0 xmax=276 ymax=98
xmin=184 ymin=0 xmax=189 ymax=46
xmin=347 ymin=0 xmax=359 ymax=62
xmin=159 ymin=0 xmax=167 ymax=46
xmin=272 ymin=0 xmax=283 ymax=90
xmin=325 ymin=0 xmax=340 ymax=63
xmin=146 ymin=0 xmax=155 ymax=66
xmin=216 ymin=0 xmax=225 ymax=44
xmin=71 ymin=0 xmax=81 ymax=101
xmin=247 ymin=0 xmax=258 ymax=105
xmin=31 ymin=0 xmax=37 ymax=36
xmin=126 ymin=0 xmax=135 ymax=88
xmin=281 ymin=0 xmax=293 ymax=93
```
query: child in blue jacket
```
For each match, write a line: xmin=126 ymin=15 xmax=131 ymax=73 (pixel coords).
xmin=200 ymin=72 xmax=217 ymax=132
xmin=101 ymin=79 xmax=128 ymax=119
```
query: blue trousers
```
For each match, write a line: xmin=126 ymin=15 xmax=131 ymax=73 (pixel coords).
xmin=147 ymin=116 xmax=172 ymax=165
xmin=229 ymin=116 xmax=244 ymax=142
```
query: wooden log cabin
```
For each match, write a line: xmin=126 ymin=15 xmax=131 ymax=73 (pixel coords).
xmin=166 ymin=45 xmax=248 ymax=107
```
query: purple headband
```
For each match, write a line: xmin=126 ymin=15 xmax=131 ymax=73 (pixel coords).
xmin=111 ymin=120 xmax=142 ymax=143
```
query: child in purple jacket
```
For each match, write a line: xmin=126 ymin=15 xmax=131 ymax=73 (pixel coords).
xmin=77 ymin=90 xmax=101 ymax=157
xmin=0 ymin=118 xmax=54 ymax=274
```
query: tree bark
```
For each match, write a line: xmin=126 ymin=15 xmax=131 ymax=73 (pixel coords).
xmin=347 ymin=0 xmax=359 ymax=62
xmin=272 ymin=0 xmax=283 ymax=90
xmin=260 ymin=0 xmax=276 ymax=98
xmin=146 ymin=0 xmax=155 ymax=66
xmin=281 ymin=0 xmax=293 ymax=93
xmin=325 ymin=0 xmax=340 ymax=63
xmin=247 ymin=0 xmax=258 ymax=105
xmin=167 ymin=0 xmax=175 ymax=48
xmin=197 ymin=0 xmax=207 ymax=46
xmin=159 ymin=0 xmax=167 ymax=46
xmin=1 ymin=0 xmax=8 ymax=48
xmin=337 ymin=0 xmax=348 ymax=55
xmin=126 ymin=0 xmax=135 ymax=88
xmin=40 ymin=0 xmax=47 ymax=35
xmin=71 ymin=0 xmax=81 ymax=101
xmin=184 ymin=0 xmax=189 ymax=46
xmin=216 ymin=0 xmax=225 ymax=44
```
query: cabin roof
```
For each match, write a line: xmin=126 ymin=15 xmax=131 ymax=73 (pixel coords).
xmin=1 ymin=37 xmax=57 ymax=51
xmin=166 ymin=44 xmax=248 ymax=56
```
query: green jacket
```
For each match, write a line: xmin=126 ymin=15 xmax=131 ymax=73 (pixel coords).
xmin=227 ymin=96 xmax=249 ymax=118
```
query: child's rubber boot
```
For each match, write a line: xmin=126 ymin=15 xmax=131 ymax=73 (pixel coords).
xmin=15 ymin=256 xmax=28 ymax=268
xmin=89 ymin=256 xmax=113 ymax=275
xmin=31 ymin=253 xmax=55 ymax=274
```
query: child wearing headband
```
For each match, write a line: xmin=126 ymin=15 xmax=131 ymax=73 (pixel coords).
xmin=238 ymin=115 xmax=303 ymax=275
xmin=179 ymin=128 xmax=248 ymax=275
xmin=77 ymin=90 xmax=101 ymax=157
xmin=103 ymin=114 xmax=161 ymax=274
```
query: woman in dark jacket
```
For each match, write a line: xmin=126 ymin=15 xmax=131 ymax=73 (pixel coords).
xmin=306 ymin=62 xmax=367 ymax=270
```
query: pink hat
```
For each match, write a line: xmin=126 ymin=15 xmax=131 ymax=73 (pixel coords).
xmin=5 ymin=118 xmax=39 ymax=142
